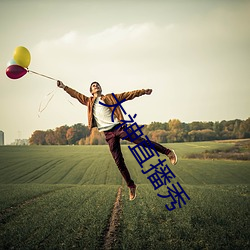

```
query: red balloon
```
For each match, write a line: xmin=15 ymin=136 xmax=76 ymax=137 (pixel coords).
xmin=6 ymin=65 xmax=27 ymax=79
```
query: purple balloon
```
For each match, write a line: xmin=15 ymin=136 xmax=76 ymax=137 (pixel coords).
xmin=6 ymin=65 xmax=27 ymax=79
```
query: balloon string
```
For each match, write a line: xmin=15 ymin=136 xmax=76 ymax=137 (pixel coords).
xmin=67 ymin=99 xmax=75 ymax=106
xmin=28 ymin=69 xmax=58 ymax=81
xmin=38 ymin=88 xmax=58 ymax=118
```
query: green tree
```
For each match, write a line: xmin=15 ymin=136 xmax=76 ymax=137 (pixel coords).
xmin=181 ymin=122 xmax=189 ymax=142
xmin=239 ymin=118 xmax=250 ymax=138
xmin=66 ymin=123 xmax=90 ymax=145
xmin=188 ymin=129 xmax=216 ymax=141
xmin=213 ymin=121 xmax=221 ymax=139
xmin=189 ymin=121 xmax=204 ymax=131
xmin=147 ymin=122 xmax=167 ymax=131
xmin=167 ymin=119 xmax=184 ymax=142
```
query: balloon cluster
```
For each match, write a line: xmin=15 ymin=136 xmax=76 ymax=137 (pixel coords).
xmin=6 ymin=46 xmax=31 ymax=79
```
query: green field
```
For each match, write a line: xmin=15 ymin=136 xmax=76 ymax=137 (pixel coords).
xmin=0 ymin=141 xmax=249 ymax=249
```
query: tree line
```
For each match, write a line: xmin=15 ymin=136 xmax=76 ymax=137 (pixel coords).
xmin=29 ymin=118 xmax=250 ymax=145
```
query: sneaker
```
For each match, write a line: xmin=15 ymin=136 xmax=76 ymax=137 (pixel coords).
xmin=167 ymin=150 xmax=178 ymax=165
xmin=129 ymin=186 xmax=137 ymax=201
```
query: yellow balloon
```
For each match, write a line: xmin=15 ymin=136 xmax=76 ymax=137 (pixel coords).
xmin=13 ymin=46 xmax=31 ymax=68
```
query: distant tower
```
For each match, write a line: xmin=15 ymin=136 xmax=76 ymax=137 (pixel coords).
xmin=0 ymin=131 xmax=4 ymax=145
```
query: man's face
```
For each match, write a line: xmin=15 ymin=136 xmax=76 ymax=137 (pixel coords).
xmin=91 ymin=82 xmax=102 ymax=95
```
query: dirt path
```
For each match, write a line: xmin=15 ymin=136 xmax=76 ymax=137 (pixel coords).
xmin=103 ymin=186 xmax=123 ymax=250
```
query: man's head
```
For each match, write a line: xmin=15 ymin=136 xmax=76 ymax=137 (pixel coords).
xmin=90 ymin=82 xmax=102 ymax=96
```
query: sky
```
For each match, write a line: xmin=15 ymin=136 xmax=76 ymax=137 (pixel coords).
xmin=0 ymin=0 xmax=249 ymax=144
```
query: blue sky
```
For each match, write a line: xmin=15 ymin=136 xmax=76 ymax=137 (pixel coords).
xmin=0 ymin=0 xmax=249 ymax=144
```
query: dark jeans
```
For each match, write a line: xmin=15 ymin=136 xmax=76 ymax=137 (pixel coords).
xmin=104 ymin=125 xmax=171 ymax=188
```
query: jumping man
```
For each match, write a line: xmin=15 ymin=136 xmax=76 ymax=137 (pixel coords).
xmin=57 ymin=81 xmax=177 ymax=201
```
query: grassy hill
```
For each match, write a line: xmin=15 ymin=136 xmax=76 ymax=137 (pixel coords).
xmin=0 ymin=141 xmax=249 ymax=249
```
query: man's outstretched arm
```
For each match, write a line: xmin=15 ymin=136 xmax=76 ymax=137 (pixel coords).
xmin=115 ymin=88 xmax=153 ymax=102
xmin=57 ymin=80 xmax=89 ymax=106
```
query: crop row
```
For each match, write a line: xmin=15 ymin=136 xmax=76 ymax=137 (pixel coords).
xmin=0 ymin=184 xmax=119 ymax=249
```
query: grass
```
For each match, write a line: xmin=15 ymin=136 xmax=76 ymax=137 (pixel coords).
xmin=0 ymin=184 xmax=118 ymax=249
xmin=120 ymin=184 xmax=249 ymax=249
xmin=0 ymin=145 xmax=122 ymax=185
xmin=0 ymin=141 xmax=250 ymax=249
xmin=186 ymin=139 xmax=250 ymax=161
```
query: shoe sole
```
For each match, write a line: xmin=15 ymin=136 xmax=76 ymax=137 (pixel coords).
xmin=129 ymin=186 xmax=137 ymax=201
xmin=172 ymin=150 xmax=178 ymax=165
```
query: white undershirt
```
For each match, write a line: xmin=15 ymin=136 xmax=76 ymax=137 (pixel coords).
xmin=93 ymin=97 xmax=119 ymax=132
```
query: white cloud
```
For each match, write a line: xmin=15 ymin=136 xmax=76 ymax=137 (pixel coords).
xmin=32 ymin=23 xmax=159 ymax=62
xmin=86 ymin=23 xmax=153 ymax=50
xmin=30 ymin=23 xmax=163 ymax=82
xmin=59 ymin=31 xmax=78 ymax=44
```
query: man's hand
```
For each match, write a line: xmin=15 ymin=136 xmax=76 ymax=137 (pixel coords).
xmin=57 ymin=80 xmax=65 ymax=89
xmin=145 ymin=89 xmax=153 ymax=95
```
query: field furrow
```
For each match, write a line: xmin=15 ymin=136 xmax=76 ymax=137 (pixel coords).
xmin=0 ymin=185 xmax=119 ymax=249
xmin=0 ymin=142 xmax=249 ymax=249
xmin=0 ymin=185 xmax=75 ymax=224
xmin=103 ymin=186 xmax=123 ymax=249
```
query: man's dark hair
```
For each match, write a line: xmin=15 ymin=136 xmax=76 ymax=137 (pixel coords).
xmin=90 ymin=81 xmax=101 ymax=93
